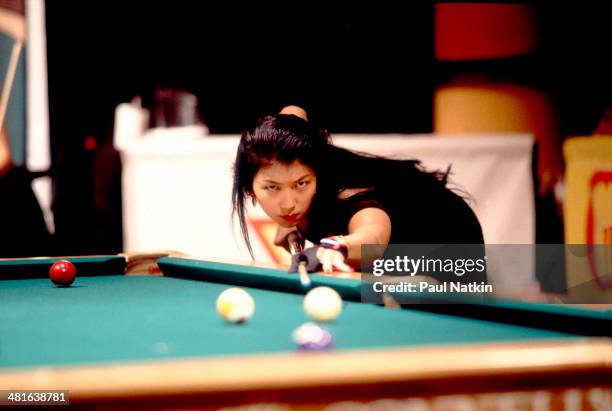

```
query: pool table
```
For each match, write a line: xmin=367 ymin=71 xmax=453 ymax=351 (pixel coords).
xmin=0 ymin=254 xmax=610 ymax=410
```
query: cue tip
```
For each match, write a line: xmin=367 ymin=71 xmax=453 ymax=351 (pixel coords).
xmin=298 ymin=261 xmax=311 ymax=289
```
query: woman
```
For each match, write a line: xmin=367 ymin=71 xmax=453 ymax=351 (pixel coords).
xmin=232 ymin=109 xmax=484 ymax=276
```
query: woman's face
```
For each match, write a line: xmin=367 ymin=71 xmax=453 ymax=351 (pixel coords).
xmin=252 ymin=160 xmax=317 ymax=228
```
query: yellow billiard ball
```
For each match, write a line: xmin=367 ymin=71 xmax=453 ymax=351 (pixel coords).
xmin=216 ymin=288 xmax=255 ymax=323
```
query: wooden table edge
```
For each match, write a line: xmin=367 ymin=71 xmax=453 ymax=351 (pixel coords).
xmin=0 ymin=339 xmax=609 ymax=400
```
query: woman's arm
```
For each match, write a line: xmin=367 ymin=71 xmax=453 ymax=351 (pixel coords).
xmin=317 ymin=207 xmax=391 ymax=273
xmin=343 ymin=207 xmax=391 ymax=263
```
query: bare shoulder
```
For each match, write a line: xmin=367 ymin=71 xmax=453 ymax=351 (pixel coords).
xmin=348 ymin=207 xmax=391 ymax=228
xmin=337 ymin=187 xmax=372 ymax=200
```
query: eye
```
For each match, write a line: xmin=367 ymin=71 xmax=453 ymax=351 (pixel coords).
xmin=265 ymin=185 xmax=279 ymax=191
xmin=296 ymin=180 xmax=310 ymax=189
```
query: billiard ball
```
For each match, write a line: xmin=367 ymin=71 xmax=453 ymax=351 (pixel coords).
xmin=49 ymin=259 xmax=77 ymax=287
xmin=303 ymin=286 xmax=343 ymax=322
xmin=292 ymin=322 xmax=333 ymax=350
xmin=216 ymin=287 xmax=255 ymax=323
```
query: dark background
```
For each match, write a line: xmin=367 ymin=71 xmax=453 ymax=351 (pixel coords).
xmin=44 ymin=2 xmax=611 ymax=255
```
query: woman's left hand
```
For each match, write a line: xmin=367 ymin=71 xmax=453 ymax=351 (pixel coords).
xmin=289 ymin=246 xmax=354 ymax=274
xmin=316 ymin=247 xmax=354 ymax=273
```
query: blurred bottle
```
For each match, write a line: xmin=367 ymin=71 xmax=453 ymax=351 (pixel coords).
xmin=152 ymin=88 xmax=205 ymax=128
xmin=113 ymin=97 xmax=149 ymax=150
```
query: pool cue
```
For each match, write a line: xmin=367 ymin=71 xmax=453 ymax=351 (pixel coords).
xmin=288 ymin=231 xmax=311 ymax=288
xmin=0 ymin=41 xmax=23 ymax=132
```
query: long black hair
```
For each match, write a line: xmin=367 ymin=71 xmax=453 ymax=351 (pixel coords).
xmin=232 ymin=114 xmax=451 ymax=257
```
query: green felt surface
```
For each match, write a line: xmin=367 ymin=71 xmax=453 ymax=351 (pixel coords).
xmin=160 ymin=257 xmax=611 ymax=335
xmin=0 ymin=275 xmax=579 ymax=370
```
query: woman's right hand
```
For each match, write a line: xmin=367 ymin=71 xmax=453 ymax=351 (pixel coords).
xmin=274 ymin=226 xmax=304 ymax=254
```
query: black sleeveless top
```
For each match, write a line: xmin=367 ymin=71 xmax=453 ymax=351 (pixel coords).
xmin=303 ymin=180 xmax=486 ymax=283
xmin=304 ymin=186 xmax=484 ymax=245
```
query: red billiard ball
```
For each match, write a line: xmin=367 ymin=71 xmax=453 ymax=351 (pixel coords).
xmin=49 ymin=260 xmax=77 ymax=287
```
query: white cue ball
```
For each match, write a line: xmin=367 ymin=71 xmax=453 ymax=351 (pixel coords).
xmin=216 ymin=287 xmax=255 ymax=323
xmin=303 ymin=286 xmax=343 ymax=322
